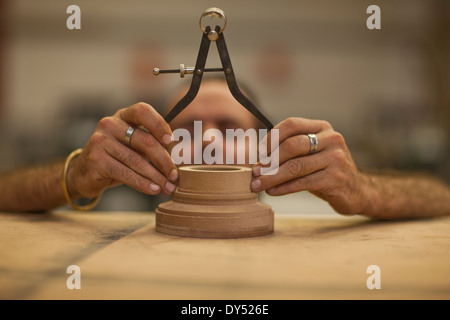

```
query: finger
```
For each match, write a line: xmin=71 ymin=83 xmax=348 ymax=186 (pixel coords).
xmin=117 ymin=102 xmax=173 ymax=147
xmin=251 ymin=152 xmax=329 ymax=192
xmin=263 ymin=162 xmax=360 ymax=216
xmin=116 ymin=123 xmax=178 ymax=182
xmin=257 ymin=117 xmax=331 ymax=164
xmin=129 ymin=127 xmax=178 ymax=181
xmin=98 ymin=116 xmax=178 ymax=182
xmin=274 ymin=117 xmax=331 ymax=142
xmin=264 ymin=169 xmax=328 ymax=196
xmin=271 ymin=132 xmax=328 ymax=167
xmin=100 ymin=152 xmax=166 ymax=196
xmin=104 ymin=138 xmax=177 ymax=194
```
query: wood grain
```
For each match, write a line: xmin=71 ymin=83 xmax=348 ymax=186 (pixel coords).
xmin=156 ymin=165 xmax=274 ymax=238
xmin=1 ymin=210 xmax=448 ymax=299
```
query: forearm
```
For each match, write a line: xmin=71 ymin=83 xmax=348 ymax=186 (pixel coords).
xmin=0 ymin=160 xmax=67 ymax=212
xmin=360 ymin=170 xmax=450 ymax=220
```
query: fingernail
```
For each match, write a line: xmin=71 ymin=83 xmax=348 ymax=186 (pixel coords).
xmin=150 ymin=183 xmax=161 ymax=192
xmin=251 ymin=179 xmax=262 ymax=191
xmin=169 ymin=169 xmax=178 ymax=182
xmin=253 ymin=166 xmax=261 ymax=177
xmin=165 ymin=181 xmax=176 ymax=193
xmin=162 ymin=134 xmax=173 ymax=146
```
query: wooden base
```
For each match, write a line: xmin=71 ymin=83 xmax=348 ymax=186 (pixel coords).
xmin=155 ymin=165 xmax=274 ymax=238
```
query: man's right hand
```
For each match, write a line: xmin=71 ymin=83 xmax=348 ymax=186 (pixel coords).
xmin=66 ymin=102 xmax=178 ymax=200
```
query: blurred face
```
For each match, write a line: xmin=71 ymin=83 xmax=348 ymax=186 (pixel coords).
xmin=170 ymin=80 xmax=256 ymax=133
xmin=168 ymin=80 xmax=258 ymax=166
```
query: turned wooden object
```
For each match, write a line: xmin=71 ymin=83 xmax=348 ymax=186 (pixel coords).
xmin=155 ymin=165 xmax=274 ymax=238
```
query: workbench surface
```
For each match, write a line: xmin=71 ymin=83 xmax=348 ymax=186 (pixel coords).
xmin=1 ymin=210 xmax=449 ymax=300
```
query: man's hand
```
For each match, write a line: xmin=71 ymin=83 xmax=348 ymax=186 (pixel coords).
xmin=67 ymin=102 xmax=178 ymax=200
xmin=251 ymin=117 xmax=367 ymax=216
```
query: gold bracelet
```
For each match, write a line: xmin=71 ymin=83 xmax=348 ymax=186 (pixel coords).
xmin=61 ymin=148 xmax=101 ymax=211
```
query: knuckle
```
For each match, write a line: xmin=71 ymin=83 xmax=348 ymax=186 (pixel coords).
xmin=152 ymin=118 xmax=165 ymax=134
xmin=86 ymin=148 xmax=102 ymax=165
xmin=330 ymin=148 xmax=344 ymax=161
xmin=329 ymin=149 xmax=349 ymax=168
xmin=141 ymin=132 xmax=157 ymax=148
xmin=293 ymin=177 xmax=304 ymax=188
xmin=283 ymin=117 xmax=298 ymax=131
xmin=331 ymin=170 xmax=347 ymax=189
xmin=97 ymin=116 xmax=115 ymax=131
xmin=328 ymin=167 xmax=342 ymax=182
xmin=135 ymin=101 xmax=150 ymax=109
xmin=113 ymin=107 xmax=127 ymax=117
xmin=133 ymin=102 xmax=151 ymax=117
xmin=330 ymin=131 xmax=345 ymax=146
xmin=284 ymin=136 xmax=301 ymax=152
xmin=120 ymin=166 xmax=134 ymax=181
xmin=286 ymin=159 xmax=304 ymax=177
xmin=90 ymin=132 xmax=108 ymax=146
xmin=127 ymin=153 xmax=145 ymax=169
xmin=319 ymin=120 xmax=332 ymax=130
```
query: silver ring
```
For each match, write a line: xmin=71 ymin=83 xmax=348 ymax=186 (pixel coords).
xmin=307 ymin=133 xmax=318 ymax=154
xmin=125 ymin=126 xmax=135 ymax=146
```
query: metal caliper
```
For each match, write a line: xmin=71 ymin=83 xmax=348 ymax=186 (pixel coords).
xmin=153 ymin=7 xmax=273 ymax=130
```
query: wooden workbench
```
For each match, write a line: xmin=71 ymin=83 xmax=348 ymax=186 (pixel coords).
xmin=0 ymin=210 xmax=449 ymax=300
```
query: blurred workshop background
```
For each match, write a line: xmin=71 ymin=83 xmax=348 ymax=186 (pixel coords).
xmin=0 ymin=0 xmax=449 ymax=212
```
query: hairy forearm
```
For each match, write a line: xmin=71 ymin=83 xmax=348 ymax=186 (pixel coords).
xmin=360 ymin=170 xmax=450 ymax=220
xmin=0 ymin=160 xmax=67 ymax=212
